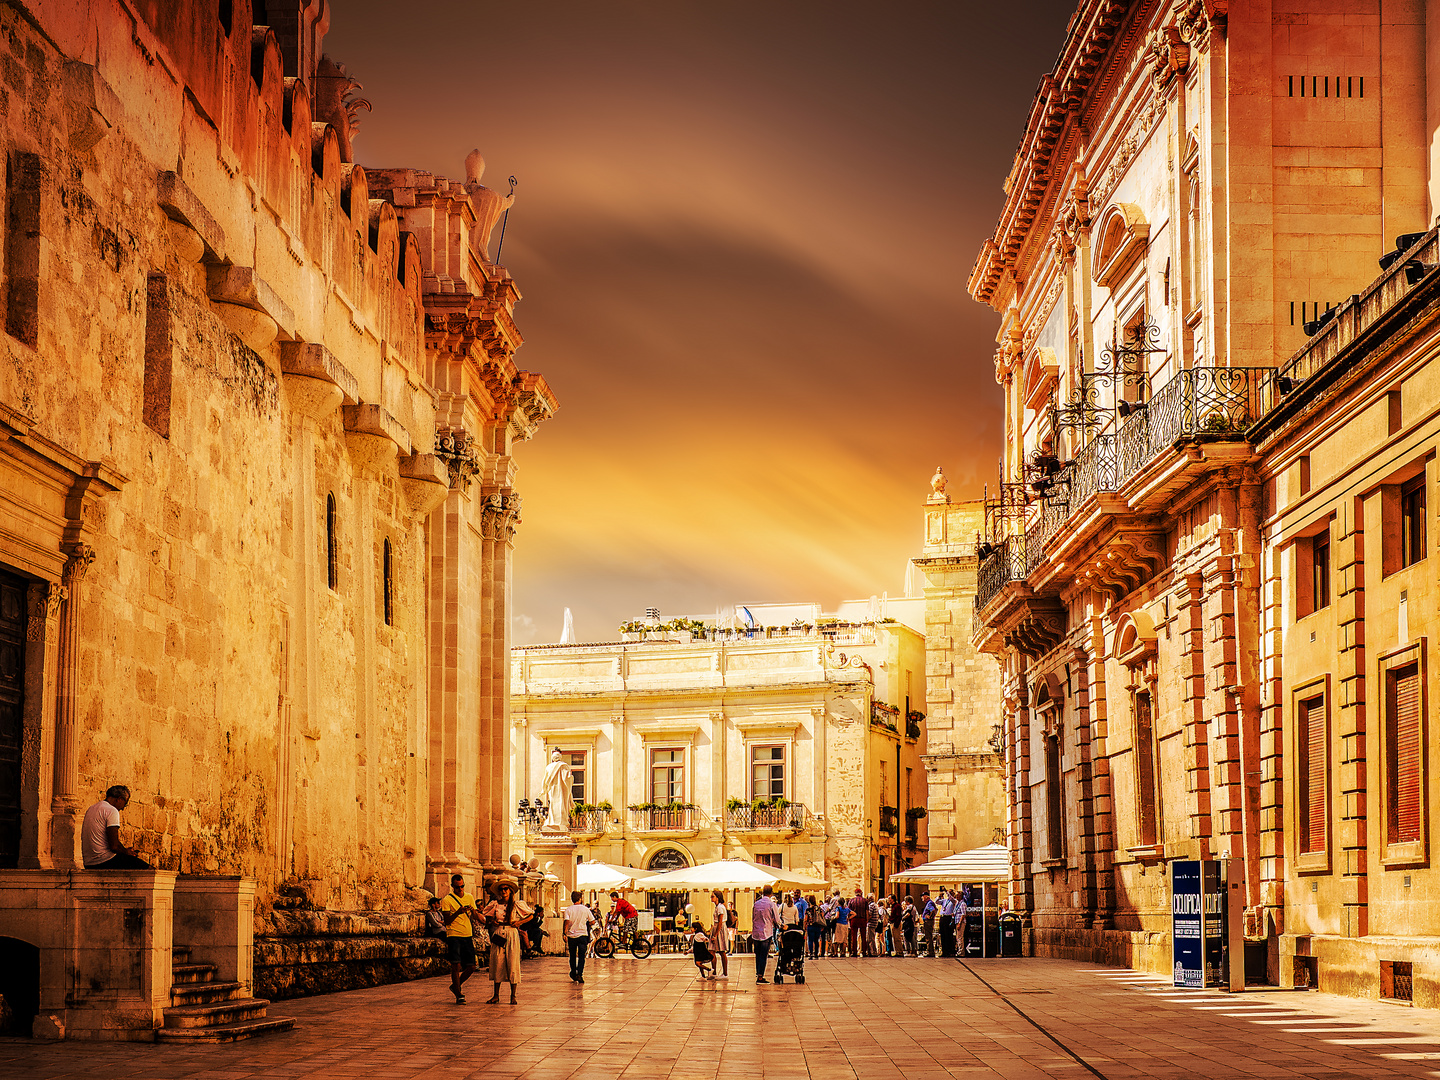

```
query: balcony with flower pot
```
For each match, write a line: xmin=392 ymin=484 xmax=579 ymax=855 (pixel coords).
xmin=568 ymin=803 xmax=612 ymax=838
xmin=726 ymin=797 xmax=805 ymax=835
xmin=627 ymin=802 xmax=700 ymax=835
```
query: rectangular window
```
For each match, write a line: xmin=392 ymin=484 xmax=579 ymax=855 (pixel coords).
xmin=1386 ymin=663 xmax=1422 ymax=846
xmin=1134 ymin=691 xmax=1159 ymax=848
xmin=1401 ymin=477 xmax=1426 ymax=567
xmin=754 ymin=853 xmax=781 ymax=868
xmin=1044 ymin=710 xmax=1065 ymax=861
xmin=565 ymin=750 xmax=586 ymax=806
xmin=1312 ymin=531 xmax=1330 ymax=611
xmin=1297 ymin=694 xmax=1327 ymax=854
xmin=650 ymin=747 xmax=684 ymax=805
xmin=750 ymin=745 xmax=785 ymax=800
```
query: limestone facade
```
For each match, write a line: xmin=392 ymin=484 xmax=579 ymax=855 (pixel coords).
xmin=0 ymin=0 xmax=552 ymax=1036
xmin=969 ymin=0 xmax=1440 ymax=1007
xmin=914 ymin=498 xmax=1005 ymax=860
xmin=508 ymin=612 xmax=929 ymax=906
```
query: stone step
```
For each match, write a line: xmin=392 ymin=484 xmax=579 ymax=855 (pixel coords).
xmin=162 ymin=998 xmax=270 ymax=1029
xmin=172 ymin=962 xmax=219 ymax=984
xmin=154 ymin=1015 xmax=297 ymax=1044
xmin=171 ymin=980 xmax=244 ymax=1006
xmin=172 ymin=945 xmax=191 ymax=963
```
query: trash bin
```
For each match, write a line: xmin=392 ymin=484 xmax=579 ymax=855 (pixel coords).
xmin=999 ymin=912 xmax=1023 ymax=958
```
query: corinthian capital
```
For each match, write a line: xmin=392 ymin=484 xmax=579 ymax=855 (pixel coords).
xmin=62 ymin=544 xmax=96 ymax=586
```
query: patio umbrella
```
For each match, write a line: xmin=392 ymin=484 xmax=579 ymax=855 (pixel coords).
xmin=576 ymin=860 xmax=656 ymax=891
xmin=887 ymin=842 xmax=1009 ymax=884
xmin=640 ymin=858 xmax=828 ymax=892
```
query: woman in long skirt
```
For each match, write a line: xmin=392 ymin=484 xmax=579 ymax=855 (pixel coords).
xmin=709 ymin=889 xmax=730 ymax=978
xmin=482 ymin=878 xmax=533 ymax=1004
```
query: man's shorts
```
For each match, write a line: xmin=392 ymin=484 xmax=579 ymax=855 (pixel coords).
xmin=446 ymin=936 xmax=477 ymax=965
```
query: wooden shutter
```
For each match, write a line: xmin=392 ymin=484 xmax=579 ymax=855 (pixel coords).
xmin=1388 ymin=664 xmax=1422 ymax=846
xmin=1135 ymin=693 xmax=1158 ymax=847
xmin=1299 ymin=696 xmax=1325 ymax=853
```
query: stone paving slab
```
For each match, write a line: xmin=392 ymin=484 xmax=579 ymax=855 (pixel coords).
xmin=0 ymin=956 xmax=1438 ymax=1079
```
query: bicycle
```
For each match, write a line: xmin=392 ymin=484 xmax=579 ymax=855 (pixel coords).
xmin=592 ymin=919 xmax=653 ymax=959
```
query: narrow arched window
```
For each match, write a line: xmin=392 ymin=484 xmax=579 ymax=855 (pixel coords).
xmin=326 ymin=493 xmax=338 ymax=591
xmin=382 ymin=537 xmax=394 ymax=626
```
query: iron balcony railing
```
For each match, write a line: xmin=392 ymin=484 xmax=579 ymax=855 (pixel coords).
xmin=975 ymin=365 xmax=1266 ymax=613
xmin=568 ymin=809 xmax=608 ymax=836
xmin=629 ymin=805 xmax=697 ymax=831
xmin=727 ymin=803 xmax=806 ymax=832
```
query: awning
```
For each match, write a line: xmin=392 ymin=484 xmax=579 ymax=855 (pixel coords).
xmin=576 ymin=861 xmax=657 ymax=891
xmin=640 ymin=858 xmax=828 ymax=892
xmin=889 ymin=843 xmax=1010 ymax=884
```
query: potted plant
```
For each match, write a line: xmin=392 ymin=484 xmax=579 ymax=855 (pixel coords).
xmin=906 ymin=806 xmax=928 ymax=819
xmin=726 ymin=796 xmax=747 ymax=812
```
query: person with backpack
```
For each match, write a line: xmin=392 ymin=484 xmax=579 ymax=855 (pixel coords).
xmin=710 ymin=889 xmax=732 ymax=979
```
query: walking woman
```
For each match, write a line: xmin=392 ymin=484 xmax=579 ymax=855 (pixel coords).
xmin=482 ymin=877 xmax=532 ymax=1004
xmin=710 ymin=889 xmax=731 ymax=978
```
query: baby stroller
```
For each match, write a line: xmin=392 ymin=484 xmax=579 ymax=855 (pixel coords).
xmin=773 ymin=926 xmax=806 ymax=984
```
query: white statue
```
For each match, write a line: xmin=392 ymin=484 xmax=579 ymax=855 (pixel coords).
xmin=927 ymin=465 xmax=950 ymax=504
xmin=540 ymin=749 xmax=573 ymax=832
xmin=464 ymin=149 xmax=515 ymax=263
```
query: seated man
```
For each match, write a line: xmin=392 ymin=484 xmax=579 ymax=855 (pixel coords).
xmin=425 ymin=896 xmax=448 ymax=939
xmin=83 ymin=785 xmax=151 ymax=869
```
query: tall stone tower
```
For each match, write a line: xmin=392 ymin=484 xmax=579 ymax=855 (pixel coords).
xmin=914 ymin=487 xmax=1005 ymax=859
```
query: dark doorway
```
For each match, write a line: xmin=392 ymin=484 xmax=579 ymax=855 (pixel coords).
xmin=0 ymin=569 xmax=27 ymax=869
xmin=0 ymin=938 xmax=38 ymax=1035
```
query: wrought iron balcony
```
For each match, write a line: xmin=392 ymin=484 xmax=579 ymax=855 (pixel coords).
xmin=628 ymin=804 xmax=697 ymax=831
xmin=727 ymin=802 xmax=806 ymax=832
xmin=568 ymin=808 xmax=609 ymax=836
xmin=879 ymin=805 xmax=899 ymax=835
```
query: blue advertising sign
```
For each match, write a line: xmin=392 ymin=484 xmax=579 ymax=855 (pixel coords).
xmin=1173 ymin=859 xmax=1226 ymax=988
xmin=1172 ymin=860 xmax=1204 ymax=987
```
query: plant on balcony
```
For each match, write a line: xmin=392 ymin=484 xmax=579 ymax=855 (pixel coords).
xmin=906 ymin=806 xmax=928 ymax=819
xmin=750 ymin=796 xmax=790 ymax=812
xmin=871 ymin=701 xmax=901 ymax=730
xmin=596 ymin=801 xmax=613 ymax=813
xmin=1199 ymin=412 xmax=1235 ymax=434
xmin=726 ymin=796 xmax=747 ymax=812
xmin=628 ymin=802 xmax=658 ymax=812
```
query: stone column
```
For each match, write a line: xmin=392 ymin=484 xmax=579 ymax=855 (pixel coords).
xmin=20 ymin=581 xmax=63 ymax=868
xmin=477 ymin=494 xmax=498 ymax=867
xmin=491 ymin=493 xmax=520 ymax=862
xmin=1177 ymin=571 xmax=1213 ymax=850
xmin=48 ymin=543 xmax=94 ymax=869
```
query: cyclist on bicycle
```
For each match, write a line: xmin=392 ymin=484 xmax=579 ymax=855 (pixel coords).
xmin=609 ymin=891 xmax=639 ymax=942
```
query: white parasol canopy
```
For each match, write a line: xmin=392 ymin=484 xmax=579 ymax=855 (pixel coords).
xmin=576 ymin=860 xmax=656 ymax=891
xmin=888 ymin=842 xmax=1010 ymax=885
xmin=640 ymin=858 xmax=828 ymax=892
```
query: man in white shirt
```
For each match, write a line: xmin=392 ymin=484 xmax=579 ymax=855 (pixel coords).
xmin=82 ymin=785 xmax=150 ymax=869
xmin=562 ymin=891 xmax=597 ymax=984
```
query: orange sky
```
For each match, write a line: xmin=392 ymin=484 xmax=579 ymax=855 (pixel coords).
xmin=326 ymin=1 xmax=1075 ymax=643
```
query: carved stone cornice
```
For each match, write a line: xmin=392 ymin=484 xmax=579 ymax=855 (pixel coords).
xmin=480 ymin=490 xmax=522 ymax=542
xmin=1068 ymin=531 xmax=1167 ymax=605
xmin=61 ymin=543 xmax=95 ymax=587
xmin=989 ymin=597 xmax=1066 ymax=660
xmin=1177 ymin=0 xmax=1228 ymax=53
xmin=1144 ymin=27 xmax=1190 ymax=90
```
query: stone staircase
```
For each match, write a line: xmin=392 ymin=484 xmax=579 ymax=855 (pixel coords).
xmin=154 ymin=945 xmax=296 ymax=1043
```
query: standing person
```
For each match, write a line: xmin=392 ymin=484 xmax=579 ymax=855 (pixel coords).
xmin=482 ymin=878 xmax=532 ymax=1004
xmin=955 ymin=889 xmax=970 ymax=959
xmin=834 ymin=890 xmax=850 ymax=957
xmin=806 ymin=894 xmax=825 ymax=959
xmin=440 ymin=873 xmax=479 ymax=1003
xmin=710 ymin=890 xmax=731 ymax=979
xmin=867 ymin=895 xmax=882 ymax=958
xmin=847 ymin=888 xmax=868 ymax=957
xmin=900 ymin=896 xmax=918 ymax=957
xmin=562 ymin=891 xmax=596 ymax=984
xmin=921 ymin=892 xmax=937 ymax=957
xmin=751 ymin=884 xmax=779 ymax=983
xmin=938 ymin=888 xmax=956 ymax=958
xmin=82 ymin=785 xmax=151 ymax=869
xmin=887 ymin=895 xmax=902 ymax=957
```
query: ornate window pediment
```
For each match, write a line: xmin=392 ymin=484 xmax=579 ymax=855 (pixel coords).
xmin=1023 ymin=346 xmax=1060 ymax=412
xmin=1113 ymin=609 xmax=1159 ymax=688
xmin=1092 ymin=203 xmax=1150 ymax=288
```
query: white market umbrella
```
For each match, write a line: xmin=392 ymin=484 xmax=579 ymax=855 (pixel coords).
xmin=641 ymin=858 xmax=828 ymax=893
xmin=888 ymin=842 xmax=1009 ymax=885
xmin=576 ymin=860 xmax=656 ymax=891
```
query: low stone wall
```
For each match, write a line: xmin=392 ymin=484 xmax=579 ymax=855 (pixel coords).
xmin=254 ymin=911 xmax=449 ymax=1000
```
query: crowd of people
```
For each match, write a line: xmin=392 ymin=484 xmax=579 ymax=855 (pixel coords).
xmin=758 ymin=885 xmax=981 ymax=962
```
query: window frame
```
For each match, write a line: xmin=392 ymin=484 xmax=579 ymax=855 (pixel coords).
xmin=1132 ymin=688 xmax=1162 ymax=850
xmin=563 ymin=749 xmax=587 ymax=807
xmin=650 ymin=746 xmax=686 ymax=806
xmin=1295 ymin=517 xmax=1334 ymax=619
xmin=1400 ymin=475 xmax=1427 ymax=569
xmin=1379 ymin=643 xmax=1428 ymax=867
xmin=749 ymin=743 xmax=786 ymax=802
xmin=1293 ymin=678 xmax=1331 ymax=873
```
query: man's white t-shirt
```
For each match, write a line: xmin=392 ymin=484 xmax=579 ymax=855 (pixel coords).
xmin=562 ymin=903 xmax=595 ymax=939
xmin=82 ymin=800 xmax=120 ymax=866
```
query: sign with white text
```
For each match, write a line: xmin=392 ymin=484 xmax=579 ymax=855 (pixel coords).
xmin=1172 ymin=859 xmax=1226 ymax=987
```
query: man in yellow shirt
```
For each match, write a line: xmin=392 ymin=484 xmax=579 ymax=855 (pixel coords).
xmin=440 ymin=873 xmax=478 ymax=1003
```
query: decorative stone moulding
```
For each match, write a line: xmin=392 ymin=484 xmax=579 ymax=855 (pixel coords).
xmin=279 ymin=342 xmax=359 ymax=420
xmin=1092 ymin=203 xmax=1150 ymax=287
xmin=157 ymin=171 xmax=226 ymax=265
xmin=397 ymin=453 xmax=451 ymax=515
xmin=207 ymin=265 xmax=296 ymax=352
xmin=342 ymin=402 xmax=411 ymax=472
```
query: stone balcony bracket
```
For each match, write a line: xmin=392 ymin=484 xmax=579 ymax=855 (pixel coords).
xmin=342 ymin=402 xmax=412 ymax=473
xmin=279 ymin=342 xmax=359 ymax=421
xmin=398 ymin=453 xmax=451 ymax=515
xmin=157 ymin=171 xmax=225 ymax=265
xmin=207 ymin=264 xmax=297 ymax=352
xmin=62 ymin=60 xmax=122 ymax=154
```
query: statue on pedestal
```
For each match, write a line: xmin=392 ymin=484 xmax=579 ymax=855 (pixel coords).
xmin=927 ymin=465 xmax=950 ymax=504
xmin=465 ymin=149 xmax=515 ymax=263
xmin=540 ymin=749 xmax=573 ymax=832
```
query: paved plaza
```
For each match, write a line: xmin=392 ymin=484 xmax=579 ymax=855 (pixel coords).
xmin=2 ymin=956 xmax=1439 ymax=1080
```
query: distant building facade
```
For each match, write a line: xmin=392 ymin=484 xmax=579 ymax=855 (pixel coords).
xmin=914 ymin=495 xmax=1005 ymax=860
xmin=970 ymin=0 xmax=1440 ymax=1008
xmin=0 ymin=0 xmax=553 ymax=1038
xmin=509 ymin=605 xmax=928 ymax=900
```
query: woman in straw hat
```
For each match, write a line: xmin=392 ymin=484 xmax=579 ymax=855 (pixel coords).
xmin=482 ymin=875 xmax=533 ymax=1004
